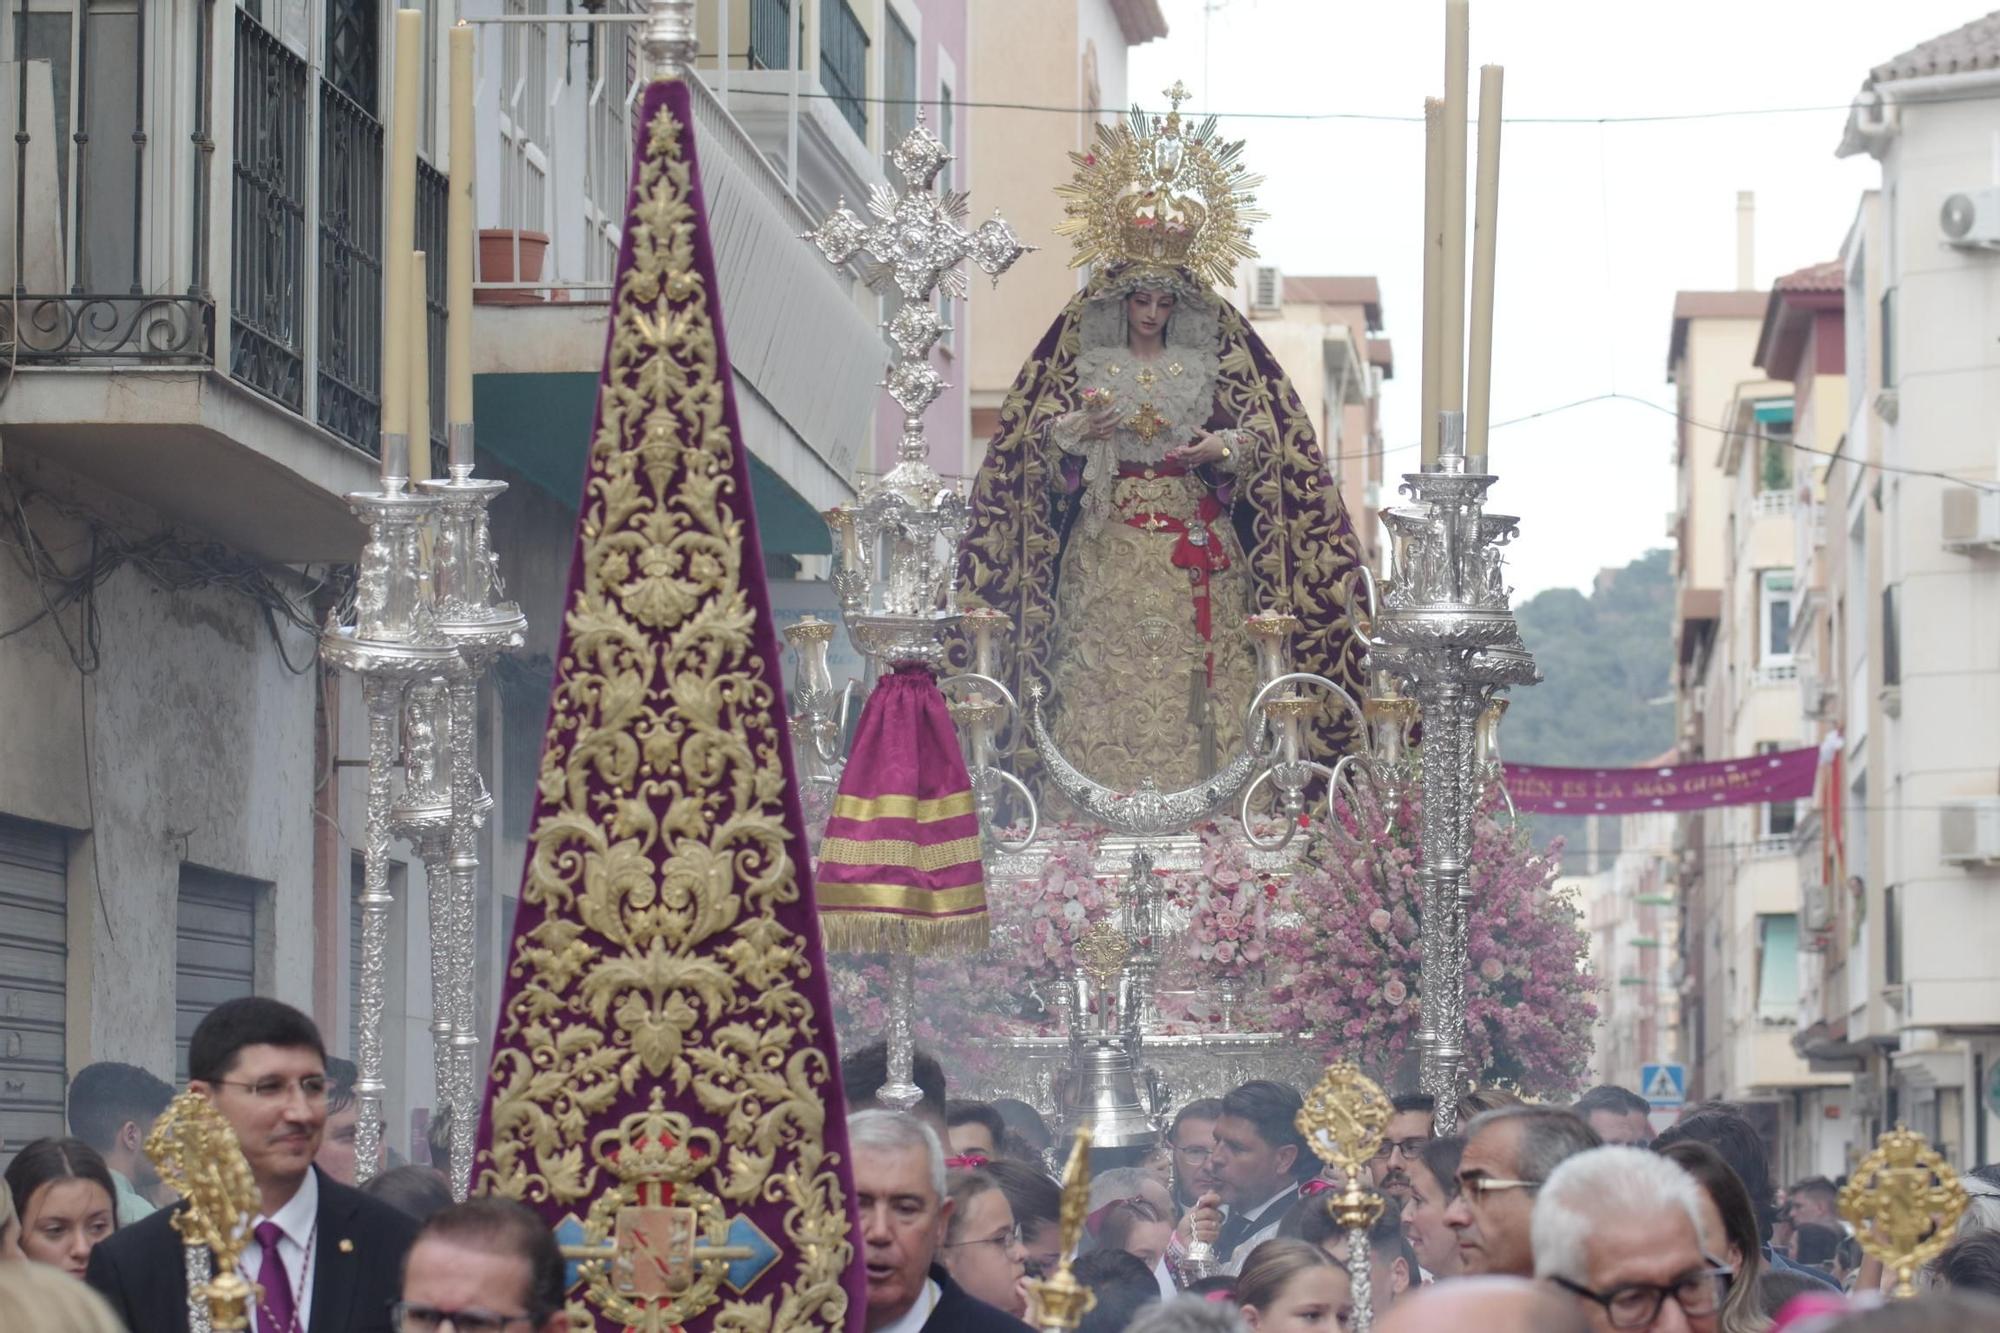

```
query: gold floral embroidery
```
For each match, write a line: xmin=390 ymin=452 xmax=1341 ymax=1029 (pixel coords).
xmin=476 ymin=98 xmax=849 ymax=1333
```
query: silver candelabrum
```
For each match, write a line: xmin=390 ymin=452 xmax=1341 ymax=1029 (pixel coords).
xmin=320 ymin=426 xmax=524 ymax=1196
xmin=1367 ymin=412 xmax=1536 ymax=1132
xmin=798 ymin=114 xmax=1037 ymax=1111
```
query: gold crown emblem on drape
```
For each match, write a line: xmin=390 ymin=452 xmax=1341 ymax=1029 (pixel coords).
xmin=1055 ymin=81 xmax=1265 ymax=291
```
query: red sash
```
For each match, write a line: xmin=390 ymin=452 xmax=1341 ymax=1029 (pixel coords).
xmin=1115 ymin=461 xmax=1230 ymax=679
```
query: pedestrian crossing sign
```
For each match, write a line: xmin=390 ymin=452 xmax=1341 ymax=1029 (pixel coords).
xmin=1641 ymin=1063 xmax=1686 ymax=1107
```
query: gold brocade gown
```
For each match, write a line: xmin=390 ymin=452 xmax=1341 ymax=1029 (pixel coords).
xmin=1045 ymin=343 xmax=1258 ymax=794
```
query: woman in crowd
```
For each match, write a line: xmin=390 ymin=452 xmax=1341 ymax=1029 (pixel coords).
xmin=3 ymin=1137 xmax=117 ymax=1279
xmin=1403 ymin=1136 xmax=1464 ymax=1281
xmin=1658 ymin=1138 xmax=1770 ymax=1333
xmin=941 ymin=1167 xmax=1029 ymax=1318
xmin=988 ymin=1156 xmax=1066 ymax=1281
xmin=1233 ymin=1239 xmax=1342 ymax=1332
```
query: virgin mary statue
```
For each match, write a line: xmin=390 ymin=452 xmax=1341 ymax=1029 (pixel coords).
xmin=956 ymin=89 xmax=1370 ymax=798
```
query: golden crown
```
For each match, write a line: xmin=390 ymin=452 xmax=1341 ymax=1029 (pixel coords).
xmin=1055 ymin=82 xmax=1264 ymax=291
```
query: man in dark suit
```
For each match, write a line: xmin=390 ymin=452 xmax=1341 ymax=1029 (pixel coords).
xmin=86 ymin=997 xmax=419 ymax=1333
xmin=849 ymin=1109 xmax=1028 ymax=1333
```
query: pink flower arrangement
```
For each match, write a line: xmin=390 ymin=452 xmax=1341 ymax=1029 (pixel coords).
xmin=1265 ymin=785 xmax=1598 ymax=1099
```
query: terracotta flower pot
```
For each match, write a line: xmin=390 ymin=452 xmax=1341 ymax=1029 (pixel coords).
xmin=476 ymin=228 xmax=549 ymax=305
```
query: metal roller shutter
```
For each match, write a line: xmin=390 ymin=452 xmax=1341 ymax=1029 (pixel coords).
xmin=0 ymin=817 xmax=68 ymax=1165
xmin=174 ymin=868 xmax=261 ymax=1081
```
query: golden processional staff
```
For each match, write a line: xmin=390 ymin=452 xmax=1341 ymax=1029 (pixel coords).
xmin=144 ymin=1090 xmax=259 ymax=1333
xmin=1839 ymin=1123 xmax=1969 ymax=1299
xmin=1298 ymin=1064 xmax=1392 ymax=1333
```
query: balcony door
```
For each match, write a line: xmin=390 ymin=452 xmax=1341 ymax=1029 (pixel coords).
xmin=496 ymin=0 xmax=550 ymax=242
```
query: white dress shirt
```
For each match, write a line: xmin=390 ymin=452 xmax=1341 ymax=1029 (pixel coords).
xmin=1220 ymin=1182 xmax=1301 ymax=1276
xmin=240 ymin=1168 xmax=319 ymax=1331
xmin=874 ymin=1278 xmax=941 ymax=1333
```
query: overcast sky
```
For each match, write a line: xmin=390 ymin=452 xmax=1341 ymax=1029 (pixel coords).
xmin=1126 ymin=0 xmax=1983 ymax=596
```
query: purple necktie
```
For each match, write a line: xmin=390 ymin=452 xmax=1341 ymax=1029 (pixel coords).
xmin=255 ymin=1220 xmax=296 ymax=1333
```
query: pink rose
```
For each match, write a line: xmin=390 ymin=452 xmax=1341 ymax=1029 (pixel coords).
xmin=1216 ymin=940 xmax=1236 ymax=963
xmin=1383 ymin=977 xmax=1408 ymax=1005
xmin=1368 ymin=909 xmax=1392 ymax=933
xmin=1480 ymin=957 xmax=1505 ymax=982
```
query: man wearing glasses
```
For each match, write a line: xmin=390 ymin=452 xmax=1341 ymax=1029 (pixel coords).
xmin=1441 ymin=1106 xmax=1601 ymax=1277
xmin=87 ymin=997 xmax=419 ymax=1332
xmin=1533 ymin=1147 xmax=1727 ymax=1333
xmin=1370 ymin=1093 xmax=1436 ymax=1203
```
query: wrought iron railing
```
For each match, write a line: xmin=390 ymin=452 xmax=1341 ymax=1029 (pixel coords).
xmin=819 ymin=0 xmax=868 ymax=138
xmin=231 ymin=11 xmax=310 ymax=410
xmin=748 ymin=0 xmax=792 ymax=71
xmin=2 ymin=0 xmax=213 ymax=361
xmin=317 ymin=81 xmax=384 ymax=453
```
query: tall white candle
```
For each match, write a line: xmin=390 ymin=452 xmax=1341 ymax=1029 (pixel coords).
xmin=1467 ymin=65 xmax=1504 ymax=470
xmin=410 ymin=250 xmax=431 ymax=481
xmin=1421 ymin=97 xmax=1444 ymax=470
xmin=381 ymin=6 xmax=424 ymax=478
xmin=447 ymin=23 xmax=475 ymax=448
xmin=1441 ymin=0 xmax=1469 ymax=416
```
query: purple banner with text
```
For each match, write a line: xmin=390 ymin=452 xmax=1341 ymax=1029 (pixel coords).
xmin=1502 ymin=747 xmax=1820 ymax=815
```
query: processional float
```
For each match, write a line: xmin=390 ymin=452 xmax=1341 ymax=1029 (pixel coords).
xmin=320 ymin=11 xmax=524 ymax=1198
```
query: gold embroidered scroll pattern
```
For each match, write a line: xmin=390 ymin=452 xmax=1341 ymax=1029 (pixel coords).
xmin=477 ymin=100 xmax=848 ymax=1333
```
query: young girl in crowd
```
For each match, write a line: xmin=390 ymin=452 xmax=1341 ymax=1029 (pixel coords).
xmin=1233 ymin=1239 xmax=1343 ymax=1331
xmin=2 ymin=1137 xmax=118 ymax=1279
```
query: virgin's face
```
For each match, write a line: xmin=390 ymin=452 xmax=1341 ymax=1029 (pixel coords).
xmin=1401 ymin=1158 xmax=1460 ymax=1277
xmin=1244 ymin=1266 xmax=1345 ymax=1332
xmin=1126 ymin=289 xmax=1175 ymax=341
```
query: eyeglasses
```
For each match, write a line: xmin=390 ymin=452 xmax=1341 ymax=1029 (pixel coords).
xmin=391 ymin=1301 xmax=541 ymax=1333
xmin=1173 ymin=1144 xmax=1213 ymax=1163
xmin=944 ymin=1225 xmax=1022 ymax=1254
xmin=1454 ymin=1174 xmax=1541 ymax=1204
xmin=215 ymin=1075 xmax=330 ymax=1103
xmin=1549 ymin=1268 xmax=1731 ymax=1330
xmin=1371 ymin=1137 xmax=1430 ymax=1161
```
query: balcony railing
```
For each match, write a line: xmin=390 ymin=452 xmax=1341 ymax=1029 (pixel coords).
xmin=748 ymin=0 xmax=793 ymax=71
xmin=1753 ymin=489 xmax=1797 ymax=518
xmin=3 ymin=9 xmax=214 ymax=362
xmin=819 ymin=0 xmax=869 ymax=138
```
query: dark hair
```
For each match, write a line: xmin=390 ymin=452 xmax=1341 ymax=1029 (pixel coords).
xmin=4 ymin=1137 xmax=119 ymax=1234
xmin=1073 ymin=1248 xmax=1161 ymax=1333
xmin=1787 ymin=1174 xmax=1838 ymax=1208
xmin=992 ymin=1098 xmax=1053 ymax=1151
xmin=944 ymin=1167 xmax=999 ymax=1245
xmin=1791 ymin=1222 xmax=1842 ymax=1268
xmin=1391 ymin=1092 xmax=1436 ymax=1118
xmin=1168 ymin=1098 xmax=1225 ymax=1143
xmin=997 ymin=1129 xmax=1045 ymax=1163
xmin=1936 ymin=1230 xmax=2000 ymax=1300
xmin=1573 ymin=1085 xmax=1652 ymax=1120
xmin=187 ymin=997 xmax=327 ymax=1086
xmin=362 ymin=1165 xmax=453 ymax=1223
xmin=1276 ymin=1196 xmax=1415 ymax=1276
xmin=324 ymin=1056 xmax=358 ymax=1116
xmin=986 ymin=1157 xmax=1062 ymax=1238
xmin=1464 ymin=1105 xmax=1601 ymax=1184
xmin=1754 ymin=1267 xmax=1824 ymax=1320
xmin=1654 ymin=1102 xmax=1775 ymax=1239
xmin=1219 ymin=1081 xmax=1313 ymax=1182
xmin=66 ymin=1062 xmax=174 ymax=1154
xmin=839 ymin=1041 xmax=946 ymax=1122
xmin=946 ymin=1100 xmax=1008 ymax=1151
xmin=1657 ymin=1136 xmax=1767 ymax=1333
xmin=1417 ymin=1136 xmax=1465 ymax=1202
xmin=1183 ymin=1274 xmax=1237 ymax=1301
xmin=412 ymin=1198 xmax=564 ymax=1318
xmin=1816 ymin=1291 xmax=2000 ymax=1331
xmin=1455 ymin=1086 xmax=1525 ymax=1127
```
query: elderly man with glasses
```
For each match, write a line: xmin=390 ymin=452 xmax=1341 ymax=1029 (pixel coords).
xmin=1533 ymin=1147 xmax=1728 ymax=1333
xmin=1441 ymin=1106 xmax=1601 ymax=1278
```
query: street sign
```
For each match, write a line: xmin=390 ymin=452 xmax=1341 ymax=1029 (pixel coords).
xmin=1641 ymin=1063 xmax=1687 ymax=1108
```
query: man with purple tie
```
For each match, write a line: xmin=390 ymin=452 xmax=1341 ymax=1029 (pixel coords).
xmin=86 ymin=998 xmax=418 ymax=1332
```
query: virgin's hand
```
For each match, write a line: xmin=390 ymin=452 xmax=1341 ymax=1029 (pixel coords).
xmin=1170 ymin=432 xmax=1230 ymax=466
xmin=1079 ymin=401 xmax=1122 ymax=441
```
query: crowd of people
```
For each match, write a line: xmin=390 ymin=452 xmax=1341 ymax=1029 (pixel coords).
xmin=3 ymin=1002 xmax=1999 ymax=1333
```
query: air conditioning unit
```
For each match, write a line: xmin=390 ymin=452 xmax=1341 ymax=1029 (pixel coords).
xmin=1941 ymin=188 xmax=2000 ymax=248
xmin=1941 ymin=487 xmax=2000 ymax=552
xmin=1940 ymin=797 xmax=2000 ymax=866
xmin=1798 ymin=674 xmax=1837 ymax=721
xmin=1802 ymin=881 xmax=1834 ymax=932
xmin=1251 ymin=264 xmax=1283 ymax=316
